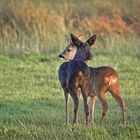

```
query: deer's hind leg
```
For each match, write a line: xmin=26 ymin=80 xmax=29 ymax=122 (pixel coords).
xmin=90 ymin=96 xmax=96 ymax=126
xmin=99 ymin=94 xmax=108 ymax=124
xmin=95 ymin=87 xmax=108 ymax=124
xmin=109 ymin=83 xmax=126 ymax=127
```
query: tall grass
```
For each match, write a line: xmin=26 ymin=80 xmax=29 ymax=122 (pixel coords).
xmin=0 ymin=0 xmax=139 ymax=55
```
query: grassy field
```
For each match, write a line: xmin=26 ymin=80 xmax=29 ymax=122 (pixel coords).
xmin=0 ymin=0 xmax=140 ymax=139
xmin=0 ymin=37 xmax=140 ymax=139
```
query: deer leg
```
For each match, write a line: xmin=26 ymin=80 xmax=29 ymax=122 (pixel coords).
xmin=98 ymin=91 xmax=108 ymax=124
xmin=70 ymin=88 xmax=79 ymax=125
xmin=90 ymin=96 xmax=96 ymax=126
xmin=81 ymin=87 xmax=89 ymax=126
xmin=109 ymin=88 xmax=126 ymax=127
xmin=83 ymin=95 xmax=89 ymax=126
xmin=64 ymin=91 xmax=70 ymax=125
xmin=77 ymin=88 xmax=81 ymax=100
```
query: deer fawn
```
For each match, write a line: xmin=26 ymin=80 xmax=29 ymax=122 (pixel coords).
xmin=58 ymin=34 xmax=96 ymax=125
xmin=89 ymin=66 xmax=126 ymax=127
xmin=59 ymin=34 xmax=126 ymax=127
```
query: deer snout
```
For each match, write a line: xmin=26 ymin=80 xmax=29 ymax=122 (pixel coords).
xmin=59 ymin=54 xmax=65 ymax=58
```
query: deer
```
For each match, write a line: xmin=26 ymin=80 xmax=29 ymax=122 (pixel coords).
xmin=58 ymin=34 xmax=96 ymax=125
xmin=59 ymin=34 xmax=126 ymax=127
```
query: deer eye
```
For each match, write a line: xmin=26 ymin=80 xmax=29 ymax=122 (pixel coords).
xmin=67 ymin=48 xmax=71 ymax=52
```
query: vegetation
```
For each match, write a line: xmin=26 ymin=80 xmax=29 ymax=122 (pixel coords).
xmin=0 ymin=0 xmax=140 ymax=139
xmin=0 ymin=0 xmax=139 ymax=55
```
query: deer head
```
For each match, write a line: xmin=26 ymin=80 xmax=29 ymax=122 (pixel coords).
xmin=59 ymin=33 xmax=96 ymax=61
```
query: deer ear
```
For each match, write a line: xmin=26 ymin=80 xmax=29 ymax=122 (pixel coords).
xmin=70 ymin=33 xmax=83 ymax=47
xmin=86 ymin=35 xmax=96 ymax=46
xmin=65 ymin=34 xmax=72 ymax=44
xmin=77 ymin=34 xmax=83 ymax=41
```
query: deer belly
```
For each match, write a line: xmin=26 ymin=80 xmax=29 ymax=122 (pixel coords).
xmin=89 ymin=80 xmax=96 ymax=96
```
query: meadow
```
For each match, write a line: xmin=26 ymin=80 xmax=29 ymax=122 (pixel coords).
xmin=0 ymin=0 xmax=140 ymax=139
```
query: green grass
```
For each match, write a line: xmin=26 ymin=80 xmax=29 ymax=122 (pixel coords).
xmin=0 ymin=38 xmax=140 ymax=140
xmin=0 ymin=0 xmax=139 ymax=139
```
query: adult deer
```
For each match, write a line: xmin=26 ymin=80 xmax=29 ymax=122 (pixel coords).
xmin=59 ymin=34 xmax=126 ymax=127
xmin=58 ymin=34 xmax=96 ymax=125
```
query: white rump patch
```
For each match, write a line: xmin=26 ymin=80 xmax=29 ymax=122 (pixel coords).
xmin=79 ymin=71 xmax=83 ymax=76
xmin=109 ymin=77 xmax=117 ymax=86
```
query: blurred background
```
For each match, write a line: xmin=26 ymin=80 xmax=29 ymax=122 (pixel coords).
xmin=0 ymin=0 xmax=139 ymax=55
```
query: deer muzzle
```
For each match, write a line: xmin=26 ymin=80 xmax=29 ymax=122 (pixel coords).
xmin=59 ymin=54 xmax=65 ymax=58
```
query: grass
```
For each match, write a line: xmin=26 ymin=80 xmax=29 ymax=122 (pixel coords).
xmin=0 ymin=0 xmax=139 ymax=139
xmin=0 ymin=38 xmax=140 ymax=139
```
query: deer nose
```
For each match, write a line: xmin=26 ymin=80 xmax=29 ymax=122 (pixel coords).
xmin=59 ymin=54 xmax=64 ymax=58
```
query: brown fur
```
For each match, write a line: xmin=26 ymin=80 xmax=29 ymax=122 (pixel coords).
xmin=59 ymin=34 xmax=126 ymax=126
xmin=89 ymin=66 xmax=126 ymax=126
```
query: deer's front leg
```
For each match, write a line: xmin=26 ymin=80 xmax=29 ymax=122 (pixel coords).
xmin=70 ymin=88 xmax=79 ymax=125
xmin=81 ymin=87 xmax=89 ymax=126
xmin=90 ymin=96 xmax=96 ymax=126
xmin=64 ymin=91 xmax=70 ymax=125
xmin=83 ymin=95 xmax=89 ymax=126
